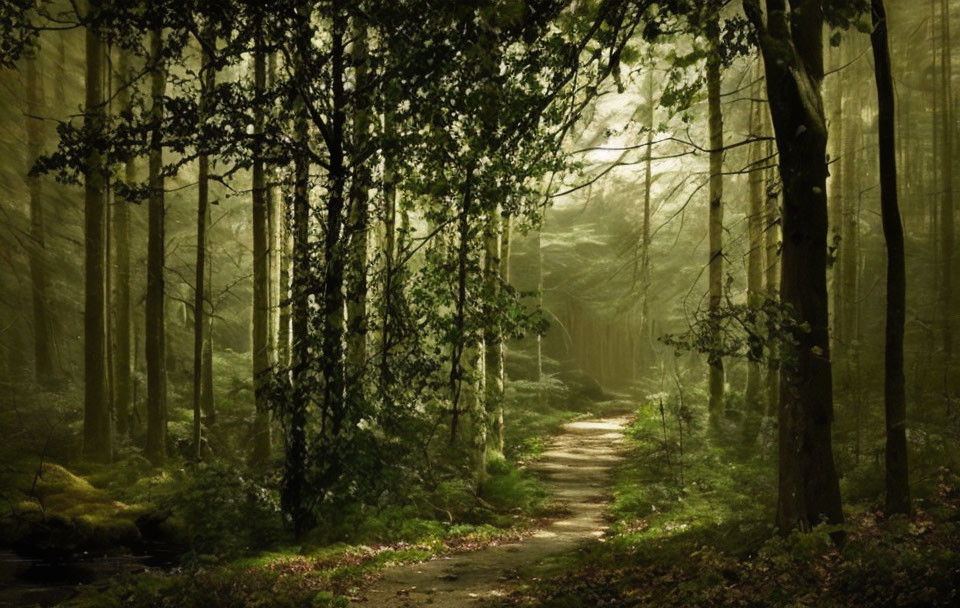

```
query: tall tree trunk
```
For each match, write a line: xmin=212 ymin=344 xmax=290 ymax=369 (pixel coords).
xmin=24 ymin=48 xmax=56 ymax=387
xmin=282 ymin=1 xmax=313 ymax=538
xmin=114 ymin=50 xmax=134 ymax=436
xmin=484 ymin=207 xmax=505 ymax=453
xmin=323 ymin=4 xmax=348 ymax=438
xmin=641 ymin=67 xmax=654 ymax=368
xmin=83 ymin=7 xmax=111 ymax=462
xmin=870 ymin=0 xmax=910 ymax=515
xmin=379 ymin=110 xmax=397 ymax=397
xmin=940 ymin=0 xmax=955 ymax=387
xmin=745 ymin=0 xmax=844 ymax=534
xmin=251 ymin=23 xmax=271 ymax=465
xmin=746 ymin=70 xmax=765 ymax=413
xmin=706 ymin=9 xmax=725 ymax=422
xmin=764 ymin=130 xmax=781 ymax=418
xmin=201 ymin=202 xmax=215 ymax=423
xmin=192 ymin=30 xmax=214 ymax=461
xmin=828 ymin=43 xmax=845 ymax=360
xmin=346 ymin=19 xmax=370 ymax=417
xmin=144 ymin=27 xmax=167 ymax=465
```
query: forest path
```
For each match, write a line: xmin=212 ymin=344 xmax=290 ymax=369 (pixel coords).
xmin=359 ymin=416 xmax=628 ymax=607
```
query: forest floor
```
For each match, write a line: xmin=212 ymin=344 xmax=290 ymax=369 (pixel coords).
xmin=358 ymin=416 xmax=629 ymax=607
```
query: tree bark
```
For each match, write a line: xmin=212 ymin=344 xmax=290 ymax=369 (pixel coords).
xmin=870 ymin=0 xmax=910 ymax=515
xmin=746 ymin=68 xmax=765 ymax=414
xmin=192 ymin=28 xmax=214 ymax=461
xmin=706 ymin=8 xmax=725 ymax=422
xmin=83 ymin=8 xmax=111 ymax=462
xmin=144 ymin=27 xmax=167 ymax=466
xmin=745 ymin=0 xmax=844 ymax=534
xmin=346 ymin=19 xmax=370 ymax=417
xmin=114 ymin=50 xmax=134 ymax=436
xmin=484 ymin=207 xmax=505 ymax=453
xmin=251 ymin=22 xmax=271 ymax=465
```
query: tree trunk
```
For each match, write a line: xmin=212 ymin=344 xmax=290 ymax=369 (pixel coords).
xmin=144 ymin=27 xmax=167 ymax=466
xmin=641 ymin=67 xmax=654 ymax=368
xmin=346 ymin=19 xmax=370 ymax=416
xmin=83 ymin=10 xmax=111 ymax=462
xmin=283 ymin=2 xmax=312 ymax=537
xmin=380 ymin=110 xmax=397 ymax=397
xmin=746 ymin=70 xmax=765 ymax=413
xmin=251 ymin=24 xmax=271 ymax=465
xmin=707 ymin=9 xmax=725 ymax=422
xmin=764 ymin=130 xmax=781 ymax=418
xmin=24 ymin=48 xmax=56 ymax=387
xmin=192 ymin=30 xmax=214 ymax=461
xmin=745 ymin=0 xmax=844 ymax=534
xmin=484 ymin=207 xmax=505 ymax=453
xmin=828 ymin=43 xmax=845 ymax=360
xmin=870 ymin=0 xmax=910 ymax=515
xmin=323 ymin=5 xmax=348 ymax=438
xmin=114 ymin=50 xmax=134 ymax=436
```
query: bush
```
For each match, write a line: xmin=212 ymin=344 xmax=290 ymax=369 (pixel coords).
xmin=154 ymin=462 xmax=283 ymax=558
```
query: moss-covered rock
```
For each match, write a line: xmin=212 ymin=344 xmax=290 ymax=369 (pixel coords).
xmin=1 ymin=463 xmax=143 ymax=558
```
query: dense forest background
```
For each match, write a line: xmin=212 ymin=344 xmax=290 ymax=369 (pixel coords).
xmin=1 ymin=0 xmax=959 ymax=606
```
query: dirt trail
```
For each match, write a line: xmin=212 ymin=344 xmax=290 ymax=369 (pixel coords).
xmin=360 ymin=416 xmax=628 ymax=607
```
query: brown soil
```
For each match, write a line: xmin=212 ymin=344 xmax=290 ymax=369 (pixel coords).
xmin=357 ymin=416 xmax=628 ymax=607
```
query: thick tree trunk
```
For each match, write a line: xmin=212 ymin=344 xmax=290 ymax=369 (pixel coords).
xmin=828 ymin=44 xmax=845 ymax=360
xmin=745 ymin=0 xmax=844 ymax=534
xmin=24 ymin=49 xmax=56 ymax=387
xmin=83 ymin=11 xmax=111 ymax=462
xmin=706 ymin=10 xmax=725 ymax=422
xmin=144 ymin=27 xmax=167 ymax=465
xmin=870 ymin=0 xmax=910 ymax=515
xmin=251 ymin=27 xmax=271 ymax=465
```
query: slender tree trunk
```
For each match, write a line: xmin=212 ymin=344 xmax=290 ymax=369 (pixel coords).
xmin=346 ymin=19 xmax=370 ymax=416
xmin=745 ymin=0 xmax=844 ymax=534
xmin=83 ymin=7 xmax=111 ymax=463
xmin=641 ymin=67 xmax=654 ymax=367
xmin=144 ymin=27 xmax=167 ymax=465
xmin=24 ymin=49 xmax=56 ymax=387
xmin=706 ymin=9 xmax=725 ymax=422
xmin=380 ymin=108 xmax=397 ymax=397
xmin=114 ymin=51 xmax=134 ymax=436
xmin=283 ymin=2 xmax=312 ymax=537
xmin=764 ymin=129 xmax=781 ymax=418
xmin=746 ymin=70 xmax=764 ymax=413
xmin=323 ymin=4 xmax=348 ymax=438
xmin=192 ymin=30 xmax=214 ymax=461
xmin=484 ymin=207 xmax=505 ymax=453
xmin=870 ymin=0 xmax=910 ymax=515
xmin=201 ymin=202 xmax=215 ymax=423
xmin=450 ymin=168 xmax=474 ymax=443
xmin=251 ymin=23 xmax=271 ymax=465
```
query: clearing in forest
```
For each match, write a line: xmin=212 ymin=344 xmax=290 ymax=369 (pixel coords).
xmin=359 ymin=416 xmax=628 ymax=607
